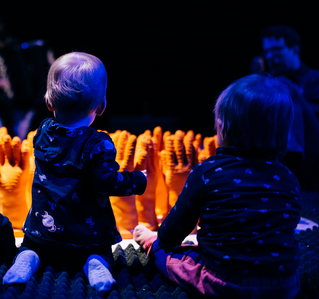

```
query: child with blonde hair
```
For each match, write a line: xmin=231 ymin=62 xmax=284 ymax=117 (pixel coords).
xmin=3 ymin=52 xmax=147 ymax=292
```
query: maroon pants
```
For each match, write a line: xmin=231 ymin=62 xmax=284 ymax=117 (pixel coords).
xmin=144 ymin=236 xmax=300 ymax=298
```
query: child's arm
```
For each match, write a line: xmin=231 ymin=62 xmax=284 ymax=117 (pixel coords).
xmin=94 ymin=159 xmax=147 ymax=197
xmin=88 ymin=135 xmax=147 ymax=198
xmin=157 ymin=163 xmax=204 ymax=248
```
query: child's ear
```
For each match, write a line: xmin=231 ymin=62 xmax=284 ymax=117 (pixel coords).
xmin=216 ymin=119 xmax=223 ymax=137
xmin=216 ymin=118 xmax=228 ymax=147
xmin=46 ymin=101 xmax=55 ymax=112
xmin=96 ymin=98 xmax=107 ymax=116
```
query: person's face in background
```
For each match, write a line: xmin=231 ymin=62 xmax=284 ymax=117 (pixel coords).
xmin=263 ymin=36 xmax=298 ymax=76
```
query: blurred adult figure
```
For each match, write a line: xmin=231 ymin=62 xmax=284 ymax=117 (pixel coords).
xmin=261 ymin=25 xmax=319 ymax=120
xmin=0 ymin=18 xmax=53 ymax=139
xmin=256 ymin=25 xmax=319 ymax=192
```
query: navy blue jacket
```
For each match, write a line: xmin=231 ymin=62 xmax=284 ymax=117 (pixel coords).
xmin=23 ymin=118 xmax=147 ymax=248
xmin=158 ymin=147 xmax=301 ymax=277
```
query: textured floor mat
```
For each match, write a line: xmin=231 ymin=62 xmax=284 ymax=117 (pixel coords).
xmin=0 ymin=244 xmax=191 ymax=299
xmin=0 ymin=192 xmax=318 ymax=298
xmin=0 ymin=233 xmax=319 ymax=298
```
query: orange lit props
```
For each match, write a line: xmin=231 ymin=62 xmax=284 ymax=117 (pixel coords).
xmin=0 ymin=124 xmax=215 ymax=240
xmin=0 ymin=132 xmax=30 ymax=237
xmin=161 ymin=130 xmax=195 ymax=210
xmin=109 ymin=131 xmax=139 ymax=239
xmin=198 ymin=135 xmax=218 ymax=163
xmin=193 ymin=133 xmax=202 ymax=152
xmin=151 ymin=127 xmax=169 ymax=224
xmin=135 ymin=131 xmax=158 ymax=230
xmin=108 ymin=130 xmax=121 ymax=149
xmin=134 ymin=132 xmax=149 ymax=172
xmin=25 ymin=130 xmax=37 ymax=210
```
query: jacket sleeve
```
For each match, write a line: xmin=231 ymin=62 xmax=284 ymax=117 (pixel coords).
xmin=86 ymin=134 xmax=147 ymax=198
xmin=157 ymin=164 xmax=203 ymax=248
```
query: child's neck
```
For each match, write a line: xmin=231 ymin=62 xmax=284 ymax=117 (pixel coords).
xmin=55 ymin=112 xmax=96 ymax=128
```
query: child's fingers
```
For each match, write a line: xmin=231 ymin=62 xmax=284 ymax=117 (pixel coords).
xmin=184 ymin=130 xmax=195 ymax=168
xmin=12 ymin=137 xmax=22 ymax=166
xmin=21 ymin=140 xmax=30 ymax=171
xmin=3 ymin=134 xmax=12 ymax=163
xmin=174 ymin=130 xmax=185 ymax=166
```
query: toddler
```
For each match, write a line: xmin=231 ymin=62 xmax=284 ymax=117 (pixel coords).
xmin=3 ymin=52 xmax=147 ymax=292
xmin=134 ymin=74 xmax=301 ymax=298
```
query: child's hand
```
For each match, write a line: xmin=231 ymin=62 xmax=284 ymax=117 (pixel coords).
xmin=135 ymin=131 xmax=159 ymax=230
xmin=161 ymin=130 xmax=195 ymax=210
xmin=0 ymin=132 xmax=30 ymax=235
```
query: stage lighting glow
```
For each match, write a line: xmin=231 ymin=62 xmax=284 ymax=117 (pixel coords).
xmin=21 ymin=42 xmax=29 ymax=49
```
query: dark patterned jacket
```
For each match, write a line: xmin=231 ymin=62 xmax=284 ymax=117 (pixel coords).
xmin=158 ymin=147 xmax=301 ymax=278
xmin=23 ymin=118 xmax=147 ymax=249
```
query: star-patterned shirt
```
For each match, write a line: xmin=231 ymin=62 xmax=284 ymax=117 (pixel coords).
xmin=23 ymin=118 xmax=147 ymax=248
xmin=158 ymin=147 xmax=301 ymax=277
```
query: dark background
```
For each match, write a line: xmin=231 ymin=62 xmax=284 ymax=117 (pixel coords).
xmin=1 ymin=1 xmax=319 ymax=138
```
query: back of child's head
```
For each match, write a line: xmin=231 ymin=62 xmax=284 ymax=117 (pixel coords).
xmin=45 ymin=52 xmax=107 ymax=118
xmin=214 ymin=73 xmax=294 ymax=158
